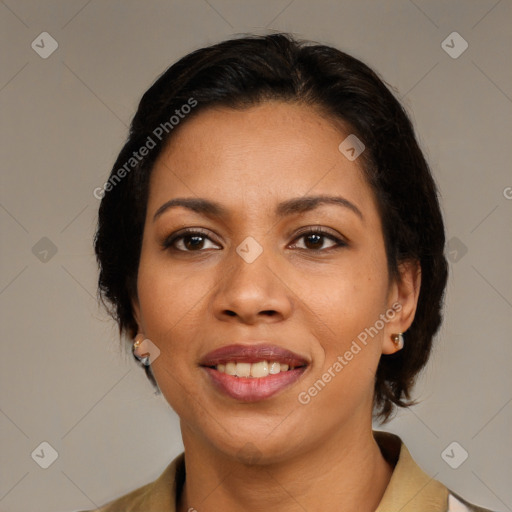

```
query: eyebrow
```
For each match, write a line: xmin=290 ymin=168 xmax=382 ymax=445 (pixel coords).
xmin=153 ymin=194 xmax=363 ymax=222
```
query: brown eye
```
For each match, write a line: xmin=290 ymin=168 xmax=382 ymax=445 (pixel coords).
xmin=290 ymin=228 xmax=347 ymax=251
xmin=162 ymin=229 xmax=220 ymax=252
xmin=181 ymin=234 xmax=207 ymax=251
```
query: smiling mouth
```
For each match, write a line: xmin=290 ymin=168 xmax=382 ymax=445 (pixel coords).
xmin=199 ymin=343 xmax=310 ymax=401
xmin=205 ymin=360 xmax=306 ymax=378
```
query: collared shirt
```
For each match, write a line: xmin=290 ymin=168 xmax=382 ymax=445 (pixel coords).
xmin=78 ymin=431 xmax=495 ymax=512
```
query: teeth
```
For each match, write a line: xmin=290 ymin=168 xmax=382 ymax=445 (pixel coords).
xmin=236 ymin=362 xmax=251 ymax=377
xmin=215 ymin=360 xmax=297 ymax=377
xmin=269 ymin=361 xmax=280 ymax=375
xmin=251 ymin=361 xmax=268 ymax=378
xmin=225 ymin=362 xmax=236 ymax=375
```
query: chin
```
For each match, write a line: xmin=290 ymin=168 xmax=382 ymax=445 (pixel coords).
xmin=198 ymin=417 xmax=308 ymax=466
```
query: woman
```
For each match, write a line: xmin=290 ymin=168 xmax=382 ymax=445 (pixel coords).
xmin=84 ymin=33 xmax=495 ymax=511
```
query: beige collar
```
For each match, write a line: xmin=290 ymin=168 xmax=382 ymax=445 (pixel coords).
xmin=374 ymin=430 xmax=447 ymax=511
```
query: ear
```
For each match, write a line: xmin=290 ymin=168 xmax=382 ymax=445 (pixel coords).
xmin=382 ymin=259 xmax=421 ymax=355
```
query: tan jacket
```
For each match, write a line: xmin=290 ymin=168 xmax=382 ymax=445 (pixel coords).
xmin=78 ymin=431 xmax=495 ymax=511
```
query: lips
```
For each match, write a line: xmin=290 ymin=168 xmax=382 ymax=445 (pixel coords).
xmin=199 ymin=344 xmax=309 ymax=367
xmin=199 ymin=344 xmax=309 ymax=402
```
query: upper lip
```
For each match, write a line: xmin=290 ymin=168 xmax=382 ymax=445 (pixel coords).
xmin=199 ymin=343 xmax=309 ymax=367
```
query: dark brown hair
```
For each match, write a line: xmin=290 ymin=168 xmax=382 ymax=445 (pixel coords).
xmin=94 ymin=33 xmax=448 ymax=423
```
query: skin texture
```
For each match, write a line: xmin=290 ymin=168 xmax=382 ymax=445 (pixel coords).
xmin=132 ymin=101 xmax=421 ymax=512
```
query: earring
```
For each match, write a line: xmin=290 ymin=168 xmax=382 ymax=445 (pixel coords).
xmin=391 ymin=333 xmax=404 ymax=350
xmin=133 ymin=335 xmax=151 ymax=366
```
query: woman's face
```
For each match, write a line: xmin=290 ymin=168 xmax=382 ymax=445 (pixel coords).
xmin=134 ymin=101 xmax=417 ymax=462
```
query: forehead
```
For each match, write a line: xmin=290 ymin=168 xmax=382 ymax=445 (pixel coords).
xmin=148 ymin=101 xmax=376 ymax=219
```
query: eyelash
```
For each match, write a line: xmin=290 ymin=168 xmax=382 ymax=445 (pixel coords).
xmin=162 ymin=226 xmax=347 ymax=253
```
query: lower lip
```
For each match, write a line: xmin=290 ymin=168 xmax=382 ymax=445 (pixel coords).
xmin=202 ymin=366 xmax=307 ymax=402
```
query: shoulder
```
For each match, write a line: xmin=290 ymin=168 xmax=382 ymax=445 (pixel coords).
xmin=373 ymin=431 xmax=498 ymax=512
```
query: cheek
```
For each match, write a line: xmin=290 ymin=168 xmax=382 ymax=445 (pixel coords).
xmin=137 ymin=253 xmax=204 ymax=334
xmin=135 ymin=263 xmax=196 ymax=403
xmin=314 ymin=252 xmax=389 ymax=330
xmin=136 ymin=258 xmax=207 ymax=413
xmin=302 ymin=248 xmax=390 ymax=386
xmin=301 ymin=283 xmax=388 ymax=418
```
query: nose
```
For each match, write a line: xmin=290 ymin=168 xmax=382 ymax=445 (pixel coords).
xmin=211 ymin=242 xmax=293 ymax=325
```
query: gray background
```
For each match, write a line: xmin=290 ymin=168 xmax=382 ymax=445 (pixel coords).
xmin=1 ymin=1 xmax=511 ymax=511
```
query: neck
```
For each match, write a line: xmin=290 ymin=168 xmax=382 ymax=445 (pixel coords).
xmin=177 ymin=423 xmax=393 ymax=512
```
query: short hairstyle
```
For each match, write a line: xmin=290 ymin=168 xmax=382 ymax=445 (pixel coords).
xmin=94 ymin=33 xmax=448 ymax=423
